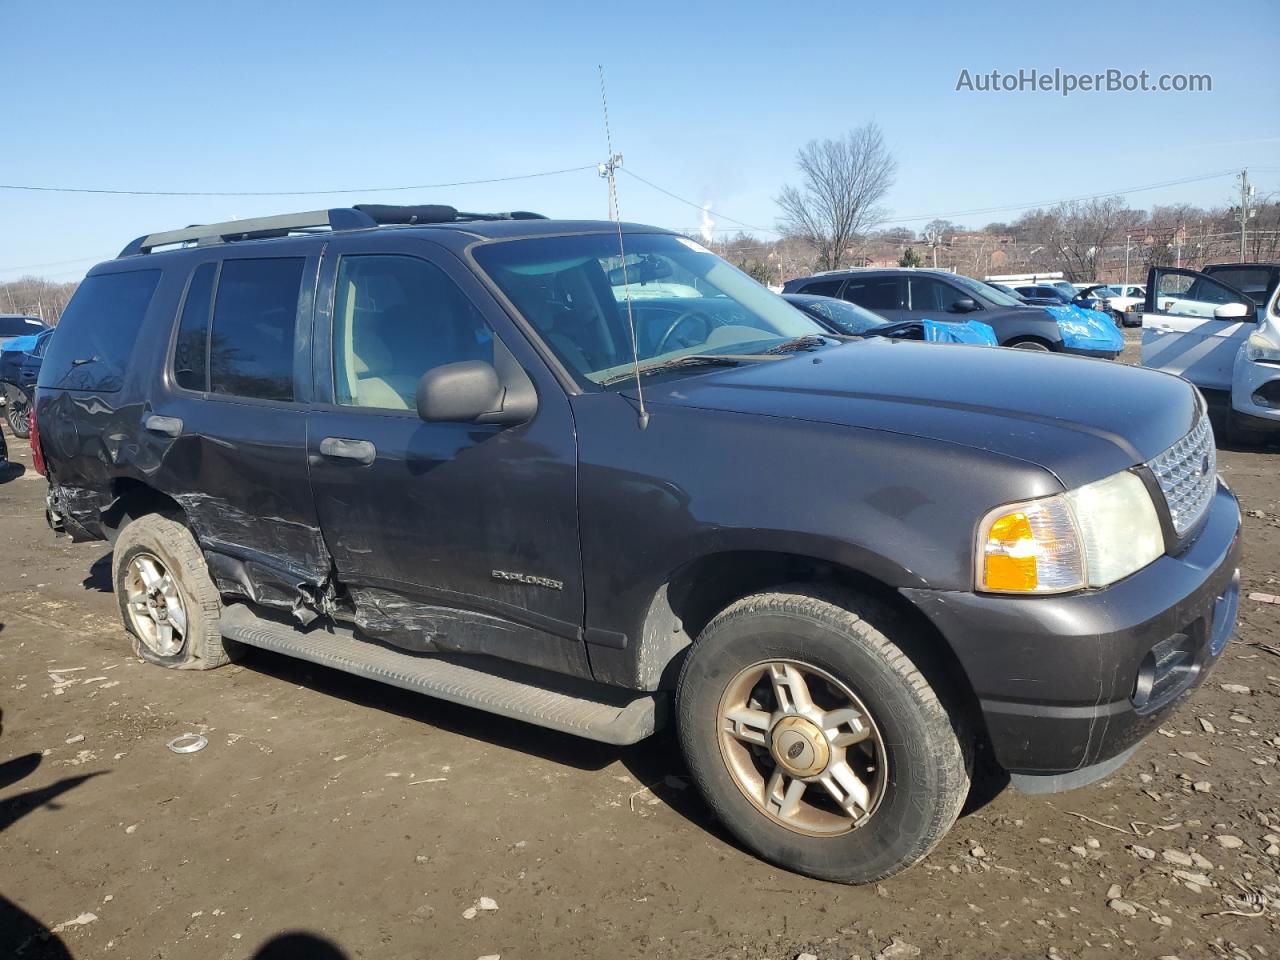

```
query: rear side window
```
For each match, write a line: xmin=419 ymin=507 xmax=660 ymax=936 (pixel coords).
xmin=173 ymin=262 xmax=216 ymax=391
xmin=843 ymin=277 xmax=902 ymax=311
xmin=209 ymin=258 xmax=304 ymax=401
xmin=38 ymin=270 xmax=161 ymax=392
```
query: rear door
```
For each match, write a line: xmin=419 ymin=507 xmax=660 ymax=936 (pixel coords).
xmin=841 ymin=275 xmax=906 ymax=320
xmin=147 ymin=248 xmax=333 ymax=599
xmin=1140 ymin=266 xmax=1256 ymax=391
xmin=304 ymin=233 xmax=588 ymax=676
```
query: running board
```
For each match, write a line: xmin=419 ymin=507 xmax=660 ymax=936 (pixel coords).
xmin=219 ymin=604 xmax=665 ymax=745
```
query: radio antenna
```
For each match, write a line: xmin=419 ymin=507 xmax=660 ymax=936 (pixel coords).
xmin=597 ymin=65 xmax=648 ymax=430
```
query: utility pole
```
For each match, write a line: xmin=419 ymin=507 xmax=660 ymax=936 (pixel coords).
xmin=598 ymin=153 xmax=623 ymax=221
xmin=1238 ymin=168 xmax=1252 ymax=260
xmin=1124 ymin=234 xmax=1131 ymax=287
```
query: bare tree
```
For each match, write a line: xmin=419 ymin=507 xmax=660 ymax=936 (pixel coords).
xmin=776 ymin=123 xmax=897 ymax=271
xmin=0 ymin=276 xmax=79 ymax=324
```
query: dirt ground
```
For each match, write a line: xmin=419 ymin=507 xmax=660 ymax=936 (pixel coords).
xmin=3 ymin=334 xmax=1280 ymax=960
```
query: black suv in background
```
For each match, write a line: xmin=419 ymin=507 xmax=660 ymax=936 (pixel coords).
xmin=34 ymin=205 xmax=1240 ymax=884
xmin=783 ymin=267 xmax=1116 ymax=356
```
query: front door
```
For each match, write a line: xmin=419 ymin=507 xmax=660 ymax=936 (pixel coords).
xmin=1140 ymin=267 xmax=1256 ymax=391
xmin=305 ymin=234 xmax=589 ymax=677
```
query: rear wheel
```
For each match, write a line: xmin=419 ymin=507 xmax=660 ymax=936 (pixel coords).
xmin=1007 ymin=337 xmax=1052 ymax=352
xmin=676 ymin=586 xmax=971 ymax=884
xmin=3 ymin=384 xmax=31 ymax=439
xmin=113 ymin=514 xmax=228 ymax=670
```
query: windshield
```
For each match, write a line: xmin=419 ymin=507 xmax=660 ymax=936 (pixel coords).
xmin=789 ymin=296 xmax=886 ymax=334
xmin=473 ymin=233 xmax=825 ymax=387
xmin=950 ymin=273 xmax=1022 ymax=307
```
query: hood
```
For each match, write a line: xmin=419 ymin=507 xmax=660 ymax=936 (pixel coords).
xmin=637 ymin=338 xmax=1199 ymax=489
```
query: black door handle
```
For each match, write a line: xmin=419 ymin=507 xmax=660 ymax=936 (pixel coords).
xmin=319 ymin=437 xmax=377 ymax=465
xmin=144 ymin=414 xmax=183 ymax=438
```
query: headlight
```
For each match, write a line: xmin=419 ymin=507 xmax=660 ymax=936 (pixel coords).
xmin=1245 ymin=332 xmax=1280 ymax=365
xmin=977 ymin=471 xmax=1163 ymax=594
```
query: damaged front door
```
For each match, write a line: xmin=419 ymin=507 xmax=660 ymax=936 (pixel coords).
xmin=305 ymin=235 xmax=588 ymax=678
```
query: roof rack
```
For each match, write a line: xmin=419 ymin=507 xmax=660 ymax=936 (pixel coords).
xmin=117 ymin=204 xmax=548 ymax=257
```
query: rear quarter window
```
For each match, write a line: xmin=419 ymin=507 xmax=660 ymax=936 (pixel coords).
xmin=0 ymin=317 xmax=46 ymax=336
xmin=38 ymin=270 xmax=162 ymax=392
xmin=797 ymin=278 xmax=844 ymax=297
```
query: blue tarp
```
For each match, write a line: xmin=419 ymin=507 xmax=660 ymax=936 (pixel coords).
xmin=1 ymin=333 xmax=41 ymax=353
xmin=920 ymin=318 xmax=999 ymax=346
xmin=1042 ymin=304 xmax=1124 ymax=354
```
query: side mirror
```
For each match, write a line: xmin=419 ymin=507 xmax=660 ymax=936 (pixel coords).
xmin=1214 ymin=302 xmax=1252 ymax=321
xmin=416 ymin=362 xmax=502 ymax=423
xmin=949 ymin=298 xmax=978 ymax=313
xmin=415 ymin=350 xmax=539 ymax=425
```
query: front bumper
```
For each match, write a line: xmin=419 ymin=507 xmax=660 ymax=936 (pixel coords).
xmin=1231 ymin=353 xmax=1280 ymax=428
xmin=903 ymin=482 xmax=1241 ymax=787
xmin=1062 ymin=343 xmax=1123 ymax=361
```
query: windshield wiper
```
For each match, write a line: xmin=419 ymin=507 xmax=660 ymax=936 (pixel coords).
xmin=762 ymin=335 xmax=836 ymax=354
xmin=597 ymin=353 xmax=778 ymax=387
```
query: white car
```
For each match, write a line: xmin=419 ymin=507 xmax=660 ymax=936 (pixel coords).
xmin=1079 ymin=284 xmax=1144 ymax=326
xmin=1140 ymin=263 xmax=1280 ymax=443
xmin=1102 ymin=284 xmax=1147 ymax=315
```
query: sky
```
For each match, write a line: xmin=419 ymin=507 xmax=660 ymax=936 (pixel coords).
xmin=3 ymin=0 xmax=1278 ymax=284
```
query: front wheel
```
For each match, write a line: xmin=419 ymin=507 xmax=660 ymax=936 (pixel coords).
xmin=3 ymin=384 xmax=31 ymax=439
xmin=676 ymin=587 xmax=971 ymax=884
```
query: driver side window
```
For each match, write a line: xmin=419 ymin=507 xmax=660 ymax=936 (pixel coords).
xmin=1154 ymin=270 xmax=1251 ymax=321
xmin=333 ymin=255 xmax=494 ymax=411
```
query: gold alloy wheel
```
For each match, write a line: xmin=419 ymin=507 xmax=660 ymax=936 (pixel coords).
xmin=717 ymin=659 xmax=888 ymax=836
xmin=124 ymin=552 xmax=188 ymax=658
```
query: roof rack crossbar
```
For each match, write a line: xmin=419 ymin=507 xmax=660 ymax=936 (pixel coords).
xmin=118 ymin=208 xmax=377 ymax=258
xmin=117 ymin=204 xmax=551 ymax=258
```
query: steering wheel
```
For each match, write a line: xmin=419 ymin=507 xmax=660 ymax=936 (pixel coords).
xmin=654 ymin=309 xmax=713 ymax=355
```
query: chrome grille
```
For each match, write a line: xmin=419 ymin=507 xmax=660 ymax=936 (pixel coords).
xmin=1145 ymin=414 xmax=1217 ymax=537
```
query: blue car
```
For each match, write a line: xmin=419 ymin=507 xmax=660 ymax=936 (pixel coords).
xmin=1 ymin=327 xmax=52 ymax=438
xmin=784 ymin=293 xmax=998 ymax=346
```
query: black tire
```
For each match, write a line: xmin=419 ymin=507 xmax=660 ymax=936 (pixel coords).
xmin=1225 ymin=411 xmax=1273 ymax=449
xmin=676 ymin=586 xmax=971 ymax=884
xmin=1006 ymin=337 xmax=1052 ymax=352
xmin=3 ymin=384 xmax=31 ymax=439
xmin=113 ymin=513 xmax=227 ymax=670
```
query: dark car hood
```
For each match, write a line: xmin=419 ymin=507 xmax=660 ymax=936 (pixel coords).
xmin=636 ymin=338 xmax=1199 ymax=489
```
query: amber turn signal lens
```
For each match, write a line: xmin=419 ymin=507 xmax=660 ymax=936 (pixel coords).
xmin=977 ymin=496 xmax=1084 ymax=594
xmin=983 ymin=512 xmax=1039 ymax=591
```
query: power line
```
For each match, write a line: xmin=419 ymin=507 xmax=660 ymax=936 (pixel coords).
xmin=0 ymin=164 xmax=599 ymax=197
xmin=884 ymin=170 xmax=1242 ymax=224
xmin=628 ymin=167 xmax=1267 ymax=237
xmin=620 ymin=169 xmax=780 ymax=234
xmin=0 ymin=255 xmax=105 ymax=274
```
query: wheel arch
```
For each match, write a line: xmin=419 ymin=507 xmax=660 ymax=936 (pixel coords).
xmin=631 ymin=548 xmax=984 ymax=738
xmin=102 ymin=477 xmax=187 ymax=543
